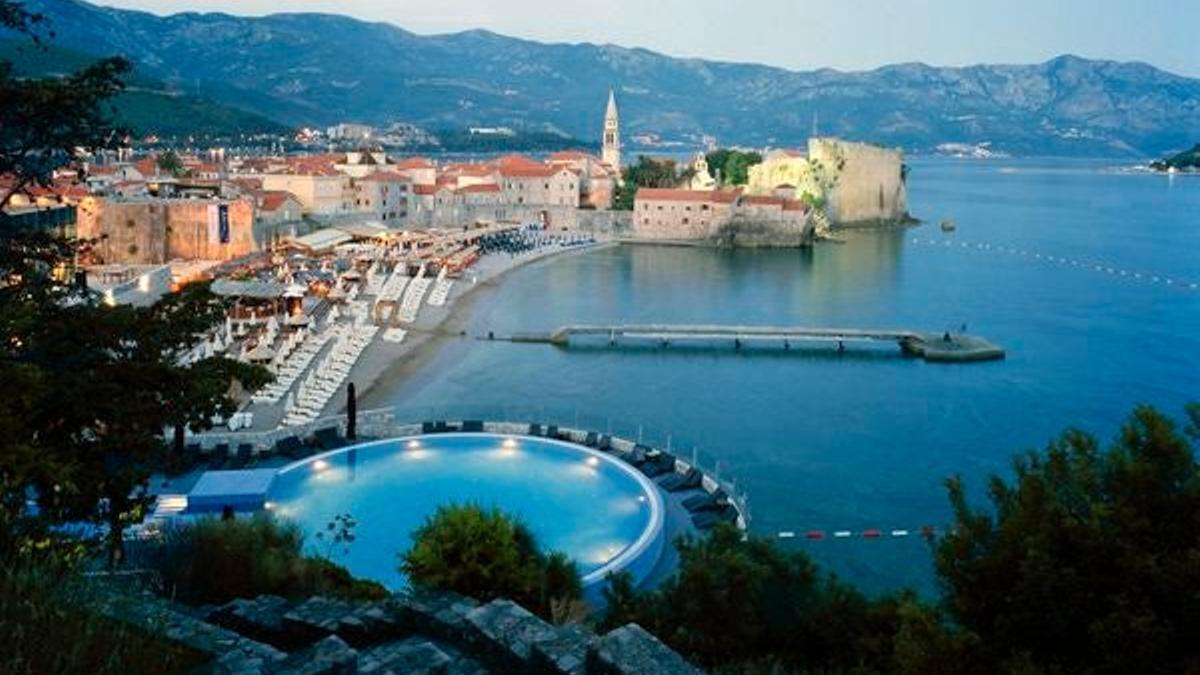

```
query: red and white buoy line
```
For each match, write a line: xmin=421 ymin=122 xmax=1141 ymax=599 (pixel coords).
xmin=777 ymin=525 xmax=947 ymax=541
xmin=909 ymin=236 xmax=1200 ymax=293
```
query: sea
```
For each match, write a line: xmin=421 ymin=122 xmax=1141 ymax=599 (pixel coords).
xmin=375 ymin=156 xmax=1200 ymax=595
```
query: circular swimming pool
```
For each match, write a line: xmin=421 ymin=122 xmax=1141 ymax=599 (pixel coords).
xmin=267 ymin=433 xmax=665 ymax=593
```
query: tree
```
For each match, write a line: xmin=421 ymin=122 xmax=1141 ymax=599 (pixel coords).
xmin=935 ymin=405 xmax=1200 ymax=675
xmin=156 ymin=150 xmax=184 ymax=177
xmin=400 ymin=503 xmax=583 ymax=621
xmin=705 ymin=148 xmax=762 ymax=186
xmin=0 ymin=42 xmax=129 ymax=210
xmin=1 ymin=1 xmax=270 ymax=565
xmin=1 ymin=253 xmax=270 ymax=563
xmin=601 ymin=524 xmax=953 ymax=673
xmin=623 ymin=155 xmax=683 ymax=189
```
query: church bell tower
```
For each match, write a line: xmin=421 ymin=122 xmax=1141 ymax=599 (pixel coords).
xmin=602 ymin=88 xmax=621 ymax=169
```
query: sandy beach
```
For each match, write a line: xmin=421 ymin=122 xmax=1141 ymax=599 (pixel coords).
xmin=300 ymin=239 xmax=618 ymax=419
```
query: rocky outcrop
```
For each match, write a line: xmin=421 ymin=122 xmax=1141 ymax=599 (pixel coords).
xmin=96 ymin=588 xmax=702 ymax=675
xmin=588 ymin=624 xmax=705 ymax=675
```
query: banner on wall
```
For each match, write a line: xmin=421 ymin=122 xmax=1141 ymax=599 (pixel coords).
xmin=218 ymin=204 xmax=230 ymax=244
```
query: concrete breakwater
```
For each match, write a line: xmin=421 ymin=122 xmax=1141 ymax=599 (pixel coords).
xmin=507 ymin=324 xmax=1006 ymax=363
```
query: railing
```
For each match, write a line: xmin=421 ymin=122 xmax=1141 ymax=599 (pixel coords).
xmin=188 ymin=403 xmax=752 ymax=529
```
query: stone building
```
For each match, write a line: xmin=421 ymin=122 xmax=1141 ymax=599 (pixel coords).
xmin=499 ymin=164 xmax=579 ymax=208
xmin=76 ymin=197 xmax=257 ymax=264
xmin=261 ymin=172 xmax=354 ymax=217
xmin=354 ymin=172 xmax=411 ymax=223
xmin=633 ymin=188 xmax=811 ymax=246
xmin=549 ymin=151 xmax=616 ymax=209
xmin=602 ymin=89 xmax=621 ymax=170
xmin=746 ymin=138 xmax=907 ymax=225
xmin=809 ymin=138 xmax=907 ymax=225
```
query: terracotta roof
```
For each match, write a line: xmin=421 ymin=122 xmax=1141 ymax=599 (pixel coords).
xmin=637 ymin=188 xmax=742 ymax=203
xmin=88 ymin=165 xmax=119 ymax=176
xmin=458 ymin=183 xmax=501 ymax=194
xmin=133 ymin=159 xmax=158 ymax=177
xmin=258 ymin=190 xmax=299 ymax=211
xmin=394 ymin=157 xmax=434 ymax=170
xmin=500 ymin=165 xmax=562 ymax=178
xmin=782 ymin=200 xmax=808 ymax=212
xmin=359 ymin=171 xmax=408 ymax=183
xmin=23 ymin=181 xmax=90 ymax=199
xmin=742 ymin=195 xmax=785 ymax=206
xmin=495 ymin=154 xmax=542 ymax=169
xmin=444 ymin=163 xmax=496 ymax=177
xmin=412 ymin=184 xmax=437 ymax=195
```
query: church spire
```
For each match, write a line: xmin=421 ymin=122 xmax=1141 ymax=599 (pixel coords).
xmin=602 ymin=88 xmax=621 ymax=169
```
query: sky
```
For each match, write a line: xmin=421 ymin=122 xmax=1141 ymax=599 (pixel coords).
xmin=95 ymin=0 xmax=1200 ymax=77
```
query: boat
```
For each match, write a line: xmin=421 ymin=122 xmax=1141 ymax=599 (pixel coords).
xmin=940 ymin=219 xmax=957 ymax=232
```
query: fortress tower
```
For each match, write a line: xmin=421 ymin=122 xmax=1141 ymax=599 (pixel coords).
xmin=602 ymin=88 xmax=621 ymax=169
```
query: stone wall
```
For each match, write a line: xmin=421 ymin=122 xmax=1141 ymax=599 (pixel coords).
xmin=406 ymin=203 xmax=632 ymax=234
xmin=809 ymin=138 xmax=908 ymax=225
xmin=77 ymin=197 xmax=257 ymax=264
xmin=96 ymin=587 xmax=704 ymax=674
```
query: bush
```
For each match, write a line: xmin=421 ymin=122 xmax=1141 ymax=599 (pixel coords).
xmin=399 ymin=503 xmax=584 ymax=621
xmin=602 ymin=524 xmax=961 ymax=673
xmin=147 ymin=514 xmax=387 ymax=605
xmin=0 ymin=563 xmax=208 ymax=675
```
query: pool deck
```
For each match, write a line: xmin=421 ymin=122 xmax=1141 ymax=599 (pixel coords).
xmin=149 ymin=420 xmax=748 ymax=598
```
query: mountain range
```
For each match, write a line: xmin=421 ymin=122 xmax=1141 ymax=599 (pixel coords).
xmin=10 ymin=0 xmax=1200 ymax=156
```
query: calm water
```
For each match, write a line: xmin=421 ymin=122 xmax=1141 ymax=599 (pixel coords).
xmin=372 ymin=158 xmax=1200 ymax=594
xmin=270 ymin=434 xmax=656 ymax=589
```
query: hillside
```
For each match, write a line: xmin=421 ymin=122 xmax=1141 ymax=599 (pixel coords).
xmin=0 ymin=38 xmax=289 ymax=140
xmin=1150 ymin=143 xmax=1200 ymax=171
xmin=11 ymin=0 xmax=1200 ymax=156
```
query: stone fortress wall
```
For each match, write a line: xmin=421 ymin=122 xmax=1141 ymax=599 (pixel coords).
xmin=809 ymin=138 xmax=908 ymax=225
xmin=747 ymin=137 xmax=908 ymax=226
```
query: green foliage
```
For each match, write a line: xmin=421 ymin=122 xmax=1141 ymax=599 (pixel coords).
xmin=0 ymin=39 xmax=289 ymax=141
xmin=622 ymin=155 xmax=684 ymax=189
xmin=1150 ymin=143 xmax=1200 ymax=171
xmin=602 ymin=524 xmax=963 ymax=673
xmin=0 ymin=243 xmax=272 ymax=563
xmin=610 ymin=180 xmax=636 ymax=211
xmin=935 ymin=404 xmax=1200 ymax=674
xmin=0 ymin=561 xmax=208 ymax=675
xmin=145 ymin=514 xmax=387 ymax=605
xmin=400 ymin=503 xmax=584 ymax=621
xmin=0 ymin=51 xmax=129 ymax=207
xmin=156 ymin=150 xmax=184 ymax=176
xmin=705 ymin=149 xmax=763 ymax=186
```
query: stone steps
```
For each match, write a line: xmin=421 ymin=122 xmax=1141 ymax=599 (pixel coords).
xmin=102 ymin=587 xmax=702 ymax=675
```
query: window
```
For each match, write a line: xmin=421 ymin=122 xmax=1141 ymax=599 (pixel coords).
xmin=682 ymin=218 xmax=689 ymax=224
xmin=701 ymin=204 xmax=710 ymax=211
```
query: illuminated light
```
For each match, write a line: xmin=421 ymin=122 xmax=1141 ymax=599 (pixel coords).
xmin=103 ymin=289 xmax=116 ymax=307
xmin=313 ymin=459 xmax=330 ymax=472
xmin=586 ymin=457 xmax=600 ymax=467
xmin=637 ymin=495 xmax=647 ymax=503
xmin=138 ymin=274 xmax=150 ymax=293
xmin=263 ymin=501 xmax=274 ymax=511
xmin=502 ymin=438 xmax=518 ymax=449
xmin=407 ymin=440 xmax=421 ymax=450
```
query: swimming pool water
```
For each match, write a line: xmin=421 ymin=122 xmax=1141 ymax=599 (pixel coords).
xmin=267 ymin=433 xmax=663 ymax=590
